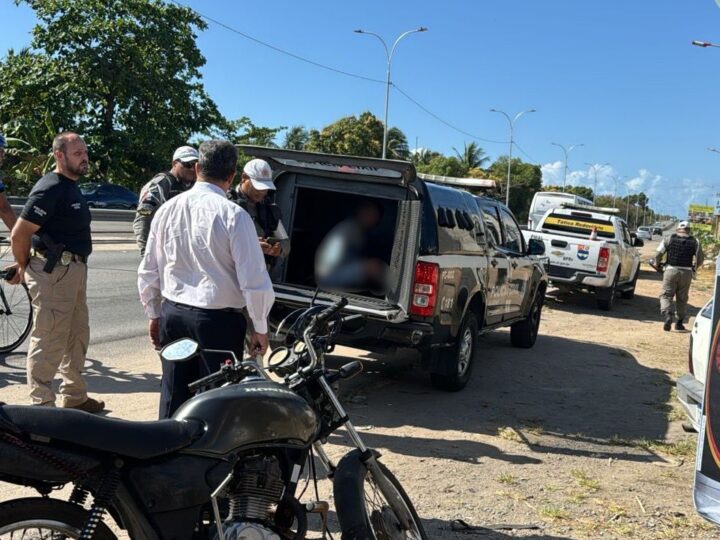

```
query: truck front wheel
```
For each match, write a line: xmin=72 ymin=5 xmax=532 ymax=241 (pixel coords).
xmin=430 ymin=313 xmax=479 ymax=392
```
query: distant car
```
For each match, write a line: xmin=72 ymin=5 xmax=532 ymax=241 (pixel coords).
xmin=635 ymin=227 xmax=652 ymax=240
xmin=80 ymin=182 xmax=138 ymax=210
xmin=677 ymin=298 xmax=713 ymax=432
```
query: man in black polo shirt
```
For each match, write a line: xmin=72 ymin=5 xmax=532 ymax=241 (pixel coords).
xmin=8 ymin=132 xmax=103 ymax=413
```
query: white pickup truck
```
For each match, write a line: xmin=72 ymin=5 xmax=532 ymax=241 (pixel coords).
xmin=522 ymin=206 xmax=643 ymax=310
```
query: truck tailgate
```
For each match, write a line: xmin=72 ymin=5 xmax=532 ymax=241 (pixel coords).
xmin=527 ymin=233 xmax=604 ymax=273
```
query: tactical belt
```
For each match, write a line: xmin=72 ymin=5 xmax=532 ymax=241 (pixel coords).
xmin=32 ymin=249 xmax=88 ymax=265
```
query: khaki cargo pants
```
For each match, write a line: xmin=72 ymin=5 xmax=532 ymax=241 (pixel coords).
xmin=24 ymin=257 xmax=90 ymax=406
xmin=660 ymin=266 xmax=693 ymax=322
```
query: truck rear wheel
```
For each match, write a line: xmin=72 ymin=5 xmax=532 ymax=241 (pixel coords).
xmin=430 ymin=313 xmax=479 ymax=392
xmin=597 ymin=272 xmax=619 ymax=311
xmin=511 ymin=292 xmax=543 ymax=348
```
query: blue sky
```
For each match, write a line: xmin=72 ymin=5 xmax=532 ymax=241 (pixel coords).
xmin=1 ymin=0 xmax=719 ymax=217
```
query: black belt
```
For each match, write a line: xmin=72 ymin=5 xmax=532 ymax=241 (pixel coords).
xmin=166 ymin=300 xmax=241 ymax=313
xmin=32 ymin=249 xmax=88 ymax=264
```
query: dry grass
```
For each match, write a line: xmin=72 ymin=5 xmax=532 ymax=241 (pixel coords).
xmin=496 ymin=426 xmax=523 ymax=443
xmin=538 ymin=505 xmax=569 ymax=520
xmin=496 ymin=473 xmax=517 ymax=485
xmin=571 ymin=469 xmax=600 ymax=492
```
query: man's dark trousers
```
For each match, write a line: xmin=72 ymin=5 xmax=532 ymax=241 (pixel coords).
xmin=158 ymin=300 xmax=247 ymax=419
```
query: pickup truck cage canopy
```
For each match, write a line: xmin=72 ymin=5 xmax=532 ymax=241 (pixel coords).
xmin=236 ymin=145 xmax=416 ymax=186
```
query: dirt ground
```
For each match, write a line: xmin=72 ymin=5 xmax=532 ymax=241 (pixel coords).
xmin=320 ymin=244 xmax=719 ymax=539
xmin=1 ymin=241 xmax=719 ymax=539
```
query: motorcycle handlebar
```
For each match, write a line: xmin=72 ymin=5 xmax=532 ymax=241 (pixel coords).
xmin=187 ymin=365 xmax=230 ymax=393
xmin=312 ymin=298 xmax=348 ymax=328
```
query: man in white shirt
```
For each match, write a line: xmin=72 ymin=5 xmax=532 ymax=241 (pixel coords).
xmin=138 ymin=140 xmax=275 ymax=418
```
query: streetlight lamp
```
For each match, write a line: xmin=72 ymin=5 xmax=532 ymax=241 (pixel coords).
xmin=692 ymin=40 xmax=720 ymax=48
xmin=490 ymin=108 xmax=536 ymax=206
xmin=584 ymin=162 xmax=611 ymax=204
xmin=354 ymin=27 xmax=428 ymax=159
xmin=551 ymin=142 xmax=583 ymax=192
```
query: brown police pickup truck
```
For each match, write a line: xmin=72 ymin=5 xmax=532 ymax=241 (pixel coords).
xmin=239 ymin=146 xmax=548 ymax=391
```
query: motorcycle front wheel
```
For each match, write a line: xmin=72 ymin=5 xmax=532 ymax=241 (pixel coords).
xmin=0 ymin=497 xmax=117 ymax=540
xmin=334 ymin=453 xmax=427 ymax=540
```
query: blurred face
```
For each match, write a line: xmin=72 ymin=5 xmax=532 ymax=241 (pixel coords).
xmin=241 ymin=175 xmax=269 ymax=203
xmin=172 ymin=159 xmax=198 ymax=184
xmin=56 ymin=137 xmax=89 ymax=179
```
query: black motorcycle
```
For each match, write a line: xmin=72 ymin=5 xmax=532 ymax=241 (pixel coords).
xmin=0 ymin=298 xmax=427 ymax=539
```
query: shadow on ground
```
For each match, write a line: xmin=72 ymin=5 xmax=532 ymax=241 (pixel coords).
xmin=0 ymin=354 xmax=160 ymax=396
xmin=327 ymin=329 xmax=672 ymax=466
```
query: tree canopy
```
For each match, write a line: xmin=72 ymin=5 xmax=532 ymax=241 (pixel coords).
xmin=2 ymin=0 xmax=225 ymax=192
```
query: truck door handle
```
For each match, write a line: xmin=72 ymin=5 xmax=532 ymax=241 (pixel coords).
xmin=511 ymin=262 xmax=518 ymax=269
xmin=491 ymin=259 xmax=498 ymax=268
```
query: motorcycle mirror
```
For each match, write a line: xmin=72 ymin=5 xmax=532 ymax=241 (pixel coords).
xmin=161 ymin=338 xmax=199 ymax=362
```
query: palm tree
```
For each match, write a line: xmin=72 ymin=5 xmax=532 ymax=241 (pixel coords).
xmin=386 ymin=127 xmax=410 ymax=160
xmin=282 ymin=126 xmax=309 ymax=150
xmin=452 ymin=142 xmax=489 ymax=170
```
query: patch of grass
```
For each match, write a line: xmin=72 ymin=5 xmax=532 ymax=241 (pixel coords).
xmin=496 ymin=426 xmax=523 ymax=443
xmin=538 ymin=505 xmax=569 ymax=520
xmin=571 ymin=469 xmax=600 ymax=492
xmin=497 ymin=473 xmax=517 ymax=485
xmin=566 ymin=491 xmax=588 ymax=505
xmin=543 ymin=483 xmax=562 ymax=493
xmin=609 ymin=435 xmax=696 ymax=458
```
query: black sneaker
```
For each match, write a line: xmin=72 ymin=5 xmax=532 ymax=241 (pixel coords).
xmin=675 ymin=322 xmax=686 ymax=331
xmin=663 ymin=316 xmax=673 ymax=332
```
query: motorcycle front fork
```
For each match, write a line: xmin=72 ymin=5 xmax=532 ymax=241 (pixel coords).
xmin=315 ymin=377 xmax=417 ymax=530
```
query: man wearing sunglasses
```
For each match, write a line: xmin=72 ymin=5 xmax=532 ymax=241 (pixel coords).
xmin=133 ymin=145 xmax=198 ymax=255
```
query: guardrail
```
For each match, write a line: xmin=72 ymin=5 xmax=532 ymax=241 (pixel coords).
xmin=9 ymin=201 xmax=134 ymax=223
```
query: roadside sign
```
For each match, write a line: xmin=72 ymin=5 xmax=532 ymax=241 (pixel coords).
xmin=694 ymin=257 xmax=720 ymax=523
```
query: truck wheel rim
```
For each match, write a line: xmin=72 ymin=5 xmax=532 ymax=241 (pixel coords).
xmin=458 ymin=328 xmax=473 ymax=375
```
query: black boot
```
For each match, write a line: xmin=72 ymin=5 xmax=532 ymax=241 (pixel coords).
xmin=675 ymin=320 xmax=686 ymax=331
xmin=663 ymin=313 xmax=673 ymax=332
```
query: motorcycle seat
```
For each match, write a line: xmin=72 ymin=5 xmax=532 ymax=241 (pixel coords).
xmin=0 ymin=405 xmax=204 ymax=460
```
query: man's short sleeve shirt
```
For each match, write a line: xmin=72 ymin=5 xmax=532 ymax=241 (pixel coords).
xmin=20 ymin=172 xmax=92 ymax=255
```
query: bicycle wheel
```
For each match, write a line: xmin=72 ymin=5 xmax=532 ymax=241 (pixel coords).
xmin=0 ymin=280 xmax=32 ymax=353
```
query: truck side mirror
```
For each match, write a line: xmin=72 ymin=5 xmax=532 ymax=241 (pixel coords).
xmin=527 ymin=238 xmax=545 ymax=256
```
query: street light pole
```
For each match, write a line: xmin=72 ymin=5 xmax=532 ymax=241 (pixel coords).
xmin=625 ymin=185 xmax=633 ymax=224
xmin=354 ymin=27 xmax=428 ymax=159
xmin=551 ymin=142 xmax=583 ymax=192
xmin=490 ymin=108 xmax=536 ymax=206
xmin=584 ymin=162 xmax=611 ymax=204
xmin=609 ymin=174 xmax=628 ymax=208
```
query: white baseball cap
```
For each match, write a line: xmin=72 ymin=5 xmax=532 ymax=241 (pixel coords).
xmin=172 ymin=145 xmax=199 ymax=163
xmin=677 ymin=220 xmax=689 ymax=230
xmin=243 ymin=158 xmax=275 ymax=191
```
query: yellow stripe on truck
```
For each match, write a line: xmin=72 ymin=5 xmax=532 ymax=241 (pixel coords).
xmin=543 ymin=216 xmax=615 ymax=234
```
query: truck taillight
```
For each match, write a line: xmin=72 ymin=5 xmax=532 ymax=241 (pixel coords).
xmin=410 ymin=262 xmax=439 ymax=317
xmin=597 ymin=247 xmax=610 ymax=273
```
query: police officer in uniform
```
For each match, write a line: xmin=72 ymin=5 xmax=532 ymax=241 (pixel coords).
xmin=133 ymin=145 xmax=198 ymax=255
xmin=654 ymin=221 xmax=704 ymax=331
xmin=8 ymin=132 xmax=103 ymax=412
xmin=230 ymin=158 xmax=290 ymax=270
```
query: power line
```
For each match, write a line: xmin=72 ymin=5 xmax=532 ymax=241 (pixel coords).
xmin=169 ymin=0 xmax=525 ymax=151
xmin=512 ymin=141 xmax=536 ymax=163
xmin=167 ymin=0 xmax=385 ymax=84
xmin=392 ymin=84 xmax=507 ymax=145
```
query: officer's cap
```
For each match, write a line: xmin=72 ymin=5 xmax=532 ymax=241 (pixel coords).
xmin=243 ymin=159 xmax=276 ymax=191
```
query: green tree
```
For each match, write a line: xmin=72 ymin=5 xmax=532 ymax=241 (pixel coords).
xmin=452 ymin=142 xmax=488 ymax=170
xmin=488 ymin=157 xmax=542 ymax=222
xmin=410 ymin=148 xmax=442 ymax=166
xmin=416 ymin=156 xmax=468 ymax=178
xmin=305 ymin=112 xmax=408 ymax=159
xmin=3 ymin=0 xmax=224 ymax=189
xmin=283 ymin=126 xmax=309 ymax=150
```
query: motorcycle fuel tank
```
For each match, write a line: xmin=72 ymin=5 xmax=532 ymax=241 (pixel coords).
xmin=173 ymin=378 xmax=319 ymax=456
